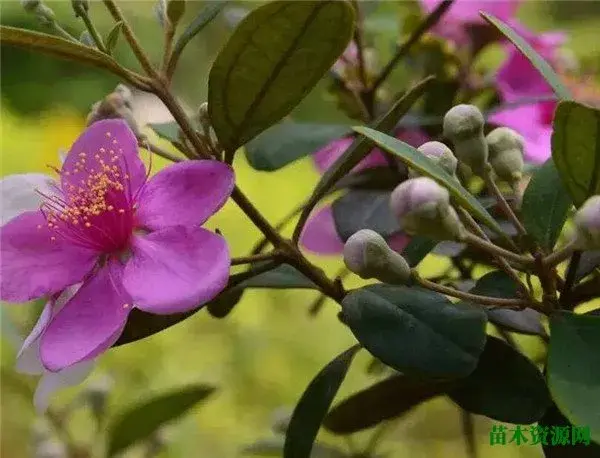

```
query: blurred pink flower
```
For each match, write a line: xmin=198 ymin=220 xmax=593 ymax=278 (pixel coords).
xmin=301 ymin=129 xmax=428 ymax=255
xmin=1 ymin=119 xmax=234 ymax=371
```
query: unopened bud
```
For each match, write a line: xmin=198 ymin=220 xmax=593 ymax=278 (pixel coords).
xmin=443 ymin=104 xmax=488 ymax=175
xmin=573 ymin=195 xmax=600 ymax=249
xmin=154 ymin=0 xmax=167 ymax=27
xmin=79 ymin=30 xmax=95 ymax=48
xmin=390 ymin=177 xmax=465 ymax=241
xmin=343 ymin=229 xmax=411 ymax=284
xmin=71 ymin=0 xmax=89 ymax=15
xmin=87 ymin=87 xmax=141 ymax=138
xmin=410 ymin=141 xmax=458 ymax=178
xmin=167 ymin=0 xmax=186 ymax=28
xmin=486 ymin=127 xmax=524 ymax=185
xmin=21 ymin=0 xmax=41 ymax=13
xmin=33 ymin=3 xmax=56 ymax=25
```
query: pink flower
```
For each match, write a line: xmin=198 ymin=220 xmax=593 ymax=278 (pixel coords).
xmin=490 ymin=22 xmax=566 ymax=163
xmin=300 ymin=129 xmax=428 ymax=255
xmin=1 ymin=119 xmax=234 ymax=371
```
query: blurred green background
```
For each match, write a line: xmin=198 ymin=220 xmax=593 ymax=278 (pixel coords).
xmin=1 ymin=1 xmax=599 ymax=457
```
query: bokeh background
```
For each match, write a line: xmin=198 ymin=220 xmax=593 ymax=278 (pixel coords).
xmin=1 ymin=1 xmax=600 ymax=457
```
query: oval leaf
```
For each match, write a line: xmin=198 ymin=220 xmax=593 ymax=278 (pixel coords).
xmin=551 ymin=101 xmax=600 ymax=207
xmin=324 ymin=373 xmax=452 ymax=434
xmin=401 ymin=235 xmax=438 ymax=267
xmin=341 ymin=285 xmax=487 ymax=377
xmin=353 ymin=126 xmax=505 ymax=237
xmin=245 ymin=123 xmax=351 ymax=171
xmin=284 ymin=345 xmax=360 ymax=458
xmin=208 ymin=0 xmax=355 ymax=154
xmin=521 ymin=159 xmax=572 ymax=250
xmin=107 ymin=384 xmax=215 ymax=457
xmin=449 ymin=336 xmax=550 ymax=423
xmin=149 ymin=122 xmax=180 ymax=143
xmin=480 ymin=13 xmax=571 ymax=100
xmin=548 ymin=311 xmax=600 ymax=443
xmin=332 ymin=190 xmax=399 ymax=241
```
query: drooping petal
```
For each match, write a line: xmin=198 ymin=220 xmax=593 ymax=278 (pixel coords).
xmin=1 ymin=174 xmax=58 ymax=226
xmin=40 ymin=260 xmax=131 ymax=372
xmin=135 ymin=161 xmax=234 ymax=230
xmin=61 ymin=119 xmax=146 ymax=199
xmin=0 ymin=211 xmax=98 ymax=302
xmin=34 ymin=360 xmax=95 ymax=413
xmin=123 ymin=226 xmax=230 ymax=314
xmin=300 ymin=206 xmax=345 ymax=255
xmin=16 ymin=301 xmax=53 ymax=375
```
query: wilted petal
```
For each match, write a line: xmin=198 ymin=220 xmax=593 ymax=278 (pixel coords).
xmin=123 ymin=226 xmax=230 ymax=314
xmin=136 ymin=161 xmax=234 ymax=230
xmin=0 ymin=212 xmax=98 ymax=302
xmin=34 ymin=360 xmax=95 ymax=413
xmin=1 ymin=174 xmax=58 ymax=226
xmin=40 ymin=260 xmax=131 ymax=371
xmin=300 ymin=206 xmax=345 ymax=255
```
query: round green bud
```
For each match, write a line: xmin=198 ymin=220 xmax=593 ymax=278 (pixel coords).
xmin=573 ymin=195 xmax=600 ymax=250
xmin=409 ymin=141 xmax=458 ymax=178
xmin=21 ymin=0 xmax=41 ymax=13
xmin=486 ymin=127 xmax=525 ymax=184
xmin=443 ymin=104 xmax=488 ymax=175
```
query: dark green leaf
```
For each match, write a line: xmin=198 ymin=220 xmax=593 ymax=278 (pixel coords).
xmin=449 ymin=336 xmax=550 ymax=423
xmin=149 ymin=122 xmax=180 ymax=143
xmin=332 ymin=190 xmax=399 ymax=241
xmin=353 ymin=126 xmax=505 ymax=237
xmin=208 ymin=0 xmax=355 ymax=155
xmin=173 ymin=1 xmax=228 ymax=58
xmin=341 ymin=285 xmax=487 ymax=377
xmin=107 ymin=384 xmax=215 ymax=457
xmin=401 ymin=236 xmax=437 ymax=267
xmin=333 ymin=167 xmax=402 ymax=191
xmin=551 ymin=101 xmax=600 ymax=207
xmin=468 ymin=271 xmax=547 ymax=337
xmin=522 ymin=159 xmax=572 ymax=250
xmin=113 ymin=308 xmax=198 ymax=347
xmin=105 ymin=21 xmax=123 ymax=55
xmin=245 ymin=123 xmax=351 ymax=171
xmin=284 ymin=345 xmax=360 ymax=458
xmin=324 ymin=373 xmax=452 ymax=434
xmin=575 ymin=250 xmax=600 ymax=282
xmin=540 ymin=401 xmax=600 ymax=456
xmin=242 ymin=264 xmax=317 ymax=289
xmin=480 ymin=13 xmax=571 ymax=100
xmin=296 ymin=77 xmax=435 ymax=238
xmin=205 ymin=287 xmax=245 ymax=319
xmin=548 ymin=311 xmax=600 ymax=443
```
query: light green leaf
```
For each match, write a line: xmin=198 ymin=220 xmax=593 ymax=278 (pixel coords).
xmin=551 ymin=101 xmax=600 ymax=207
xmin=172 ymin=1 xmax=228 ymax=58
xmin=105 ymin=21 xmax=123 ymax=55
xmin=208 ymin=0 xmax=355 ymax=156
xmin=353 ymin=126 xmax=504 ymax=237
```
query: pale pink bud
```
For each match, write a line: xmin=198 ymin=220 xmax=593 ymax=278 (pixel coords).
xmin=574 ymin=195 xmax=600 ymax=249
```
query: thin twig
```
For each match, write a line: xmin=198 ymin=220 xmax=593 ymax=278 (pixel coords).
xmin=559 ymin=250 xmax=583 ymax=309
xmin=483 ymin=168 xmax=527 ymax=238
xmin=543 ymin=240 xmax=577 ymax=267
xmin=463 ymin=233 xmax=534 ymax=266
xmin=74 ymin=4 xmax=107 ymax=53
xmin=140 ymin=140 xmax=184 ymax=163
xmin=231 ymin=252 xmax=278 ymax=266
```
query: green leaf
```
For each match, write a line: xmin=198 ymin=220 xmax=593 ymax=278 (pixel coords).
xmin=0 ymin=26 xmax=146 ymax=89
xmin=324 ymin=373 xmax=452 ymax=434
xmin=149 ymin=121 xmax=180 ymax=143
xmin=245 ymin=123 xmax=351 ymax=171
xmin=401 ymin=236 xmax=437 ymax=267
xmin=296 ymin=77 xmax=435 ymax=238
xmin=449 ymin=336 xmax=550 ymax=423
xmin=548 ymin=312 xmax=600 ymax=443
xmin=353 ymin=126 xmax=505 ymax=237
xmin=480 ymin=13 xmax=571 ymax=100
xmin=341 ymin=285 xmax=487 ymax=377
xmin=521 ymin=159 xmax=572 ymax=249
xmin=575 ymin=250 xmax=600 ymax=282
xmin=107 ymin=384 xmax=215 ymax=457
xmin=113 ymin=308 xmax=198 ymax=347
xmin=173 ymin=1 xmax=228 ymax=58
xmin=284 ymin=345 xmax=360 ymax=458
xmin=331 ymin=190 xmax=399 ymax=241
xmin=208 ymin=0 xmax=355 ymax=155
xmin=105 ymin=21 xmax=123 ymax=55
xmin=333 ymin=167 xmax=402 ymax=191
xmin=551 ymin=101 xmax=600 ymax=207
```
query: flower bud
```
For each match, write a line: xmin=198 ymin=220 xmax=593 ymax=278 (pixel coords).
xmin=390 ymin=177 xmax=465 ymax=241
xmin=486 ymin=127 xmax=525 ymax=185
xmin=71 ymin=0 xmax=89 ymax=15
xmin=410 ymin=141 xmax=458 ymax=179
xmin=154 ymin=0 xmax=167 ymax=27
xmin=167 ymin=0 xmax=186 ymax=28
xmin=21 ymin=0 xmax=41 ymax=13
xmin=33 ymin=3 xmax=56 ymax=25
xmin=443 ymin=104 xmax=488 ymax=175
xmin=343 ymin=229 xmax=411 ymax=285
xmin=573 ymin=195 xmax=600 ymax=249
xmin=79 ymin=31 xmax=95 ymax=48
xmin=87 ymin=86 xmax=142 ymax=138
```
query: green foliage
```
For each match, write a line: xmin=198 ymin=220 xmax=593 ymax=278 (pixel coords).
xmin=551 ymin=101 xmax=600 ymax=207
xmin=172 ymin=1 xmax=228 ymax=60
xmin=284 ymin=346 xmax=360 ymax=458
xmin=401 ymin=236 xmax=438 ymax=267
xmin=341 ymin=285 xmax=488 ymax=377
xmin=106 ymin=384 xmax=215 ymax=457
xmin=208 ymin=0 xmax=355 ymax=157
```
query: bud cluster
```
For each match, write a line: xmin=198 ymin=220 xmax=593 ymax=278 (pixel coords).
xmin=86 ymin=84 xmax=143 ymax=139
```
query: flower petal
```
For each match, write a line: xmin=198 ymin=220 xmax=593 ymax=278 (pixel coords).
xmin=34 ymin=360 xmax=95 ymax=413
xmin=61 ymin=119 xmax=146 ymax=198
xmin=136 ymin=161 xmax=234 ymax=230
xmin=300 ymin=206 xmax=345 ymax=255
xmin=420 ymin=0 xmax=522 ymax=24
xmin=16 ymin=301 xmax=53 ymax=375
xmin=40 ymin=260 xmax=131 ymax=371
xmin=0 ymin=211 xmax=98 ymax=302
xmin=123 ymin=226 xmax=230 ymax=314
xmin=388 ymin=232 xmax=411 ymax=254
xmin=1 ymin=174 xmax=57 ymax=226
